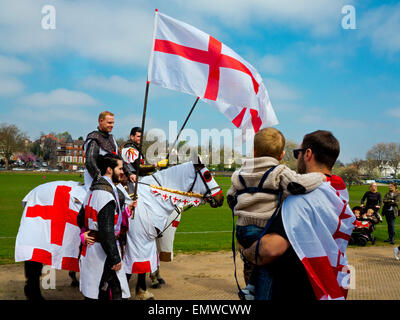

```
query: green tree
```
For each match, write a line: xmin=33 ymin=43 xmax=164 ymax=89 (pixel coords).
xmin=56 ymin=131 xmax=72 ymax=141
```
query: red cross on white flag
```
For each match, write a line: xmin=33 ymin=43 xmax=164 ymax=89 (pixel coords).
xmin=15 ymin=181 xmax=84 ymax=272
xmin=148 ymin=10 xmax=278 ymax=137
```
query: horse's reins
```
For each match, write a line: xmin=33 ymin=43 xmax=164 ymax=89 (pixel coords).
xmin=146 ymin=165 xmax=206 ymax=238
xmin=132 ymin=164 xmax=220 ymax=237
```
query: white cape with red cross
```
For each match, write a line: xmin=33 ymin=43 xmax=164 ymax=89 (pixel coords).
xmin=281 ymin=175 xmax=355 ymax=300
xmin=148 ymin=11 xmax=278 ymax=138
xmin=15 ymin=181 xmax=85 ymax=272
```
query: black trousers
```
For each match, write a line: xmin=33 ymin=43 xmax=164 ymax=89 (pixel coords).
xmin=98 ymin=262 xmax=123 ymax=300
xmin=24 ymin=261 xmax=44 ymax=300
xmin=385 ymin=211 xmax=396 ymax=241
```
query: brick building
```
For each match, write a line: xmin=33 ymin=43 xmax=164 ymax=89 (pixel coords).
xmin=56 ymin=136 xmax=85 ymax=170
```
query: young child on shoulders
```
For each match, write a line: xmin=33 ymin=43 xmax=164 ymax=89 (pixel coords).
xmin=227 ymin=127 xmax=326 ymax=300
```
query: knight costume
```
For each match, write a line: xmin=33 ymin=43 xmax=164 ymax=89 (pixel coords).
xmin=120 ymin=140 xmax=157 ymax=194
xmin=77 ymin=176 xmax=130 ymax=300
xmin=84 ymin=128 xmax=130 ymax=188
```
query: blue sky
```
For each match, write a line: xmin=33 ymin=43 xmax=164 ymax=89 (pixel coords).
xmin=0 ymin=0 xmax=399 ymax=163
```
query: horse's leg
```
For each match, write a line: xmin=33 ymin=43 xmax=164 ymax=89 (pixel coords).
xmin=156 ymin=267 xmax=165 ymax=285
xmin=24 ymin=261 xmax=44 ymax=300
xmin=150 ymin=269 xmax=161 ymax=289
xmin=135 ymin=273 xmax=154 ymax=300
xmin=150 ymin=267 xmax=165 ymax=288
xmin=68 ymin=271 xmax=79 ymax=287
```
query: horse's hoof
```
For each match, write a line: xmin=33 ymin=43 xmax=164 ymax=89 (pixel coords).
xmin=71 ymin=280 xmax=79 ymax=287
xmin=157 ymin=278 xmax=166 ymax=285
xmin=151 ymin=283 xmax=161 ymax=289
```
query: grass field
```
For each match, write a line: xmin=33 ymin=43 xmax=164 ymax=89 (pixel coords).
xmin=0 ymin=172 xmax=397 ymax=265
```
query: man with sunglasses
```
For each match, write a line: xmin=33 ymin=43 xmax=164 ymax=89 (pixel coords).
xmin=242 ymin=130 xmax=355 ymax=300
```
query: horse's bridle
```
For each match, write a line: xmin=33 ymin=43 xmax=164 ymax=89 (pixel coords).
xmin=191 ymin=165 xmax=221 ymax=207
xmin=151 ymin=164 xmax=220 ymax=204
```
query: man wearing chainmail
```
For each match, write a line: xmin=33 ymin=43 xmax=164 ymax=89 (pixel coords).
xmin=84 ymin=111 xmax=135 ymax=189
xmin=120 ymin=127 xmax=168 ymax=194
xmin=78 ymin=153 xmax=135 ymax=300
xmin=120 ymin=126 xmax=169 ymax=300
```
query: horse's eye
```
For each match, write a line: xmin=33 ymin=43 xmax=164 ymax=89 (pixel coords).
xmin=203 ymin=171 xmax=212 ymax=182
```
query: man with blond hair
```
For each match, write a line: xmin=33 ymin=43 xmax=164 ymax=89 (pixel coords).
xmin=84 ymin=111 xmax=134 ymax=188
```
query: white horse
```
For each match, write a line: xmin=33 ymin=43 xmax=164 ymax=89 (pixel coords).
xmin=15 ymin=160 xmax=224 ymax=300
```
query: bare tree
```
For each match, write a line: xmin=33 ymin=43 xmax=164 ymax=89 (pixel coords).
xmin=0 ymin=123 xmax=28 ymax=170
xmin=386 ymin=142 xmax=400 ymax=178
xmin=337 ymin=165 xmax=361 ymax=190
xmin=366 ymin=142 xmax=400 ymax=178
xmin=282 ymin=139 xmax=299 ymax=170
xmin=43 ymin=137 xmax=57 ymax=166
xmin=366 ymin=143 xmax=388 ymax=174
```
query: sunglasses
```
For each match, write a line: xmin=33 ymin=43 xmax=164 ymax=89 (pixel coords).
xmin=293 ymin=148 xmax=308 ymax=159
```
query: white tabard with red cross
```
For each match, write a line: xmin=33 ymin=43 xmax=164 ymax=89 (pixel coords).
xmin=281 ymin=177 xmax=355 ymax=300
xmin=15 ymin=181 xmax=86 ymax=272
xmin=79 ymin=188 xmax=130 ymax=299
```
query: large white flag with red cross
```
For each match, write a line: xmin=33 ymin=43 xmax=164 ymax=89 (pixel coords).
xmin=15 ymin=181 xmax=86 ymax=272
xmin=282 ymin=175 xmax=356 ymax=300
xmin=148 ymin=10 xmax=278 ymax=136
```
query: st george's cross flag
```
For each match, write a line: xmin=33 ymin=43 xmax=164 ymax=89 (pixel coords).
xmin=148 ymin=10 xmax=278 ymax=137
xmin=282 ymin=175 xmax=356 ymax=300
xmin=15 ymin=181 xmax=86 ymax=272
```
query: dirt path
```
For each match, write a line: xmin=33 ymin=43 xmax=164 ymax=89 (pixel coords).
xmin=1 ymin=247 xmax=400 ymax=300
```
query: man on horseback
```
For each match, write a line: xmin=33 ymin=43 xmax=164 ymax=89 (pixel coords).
xmin=120 ymin=127 xmax=168 ymax=193
xmin=84 ymin=111 xmax=135 ymax=189
xmin=78 ymin=153 xmax=135 ymax=300
xmin=120 ymin=126 xmax=168 ymax=299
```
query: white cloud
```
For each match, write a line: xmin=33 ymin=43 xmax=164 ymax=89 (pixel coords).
xmin=263 ymin=78 xmax=302 ymax=101
xmin=359 ymin=3 xmax=400 ymax=56
xmin=298 ymin=106 xmax=365 ymax=129
xmin=0 ymin=0 xmax=154 ymax=67
xmin=80 ymin=74 xmax=175 ymax=100
xmin=19 ymin=88 xmax=100 ymax=108
xmin=81 ymin=75 xmax=143 ymax=97
xmin=258 ymin=55 xmax=285 ymax=75
xmin=0 ymin=0 xmax=355 ymax=71
xmin=387 ymin=107 xmax=400 ymax=118
xmin=177 ymin=0 xmax=354 ymax=37
xmin=0 ymin=76 xmax=25 ymax=96
xmin=0 ymin=55 xmax=32 ymax=75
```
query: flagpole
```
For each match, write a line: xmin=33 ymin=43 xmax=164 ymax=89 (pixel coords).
xmin=166 ymin=96 xmax=200 ymax=161
xmin=131 ymin=80 xmax=150 ymax=217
